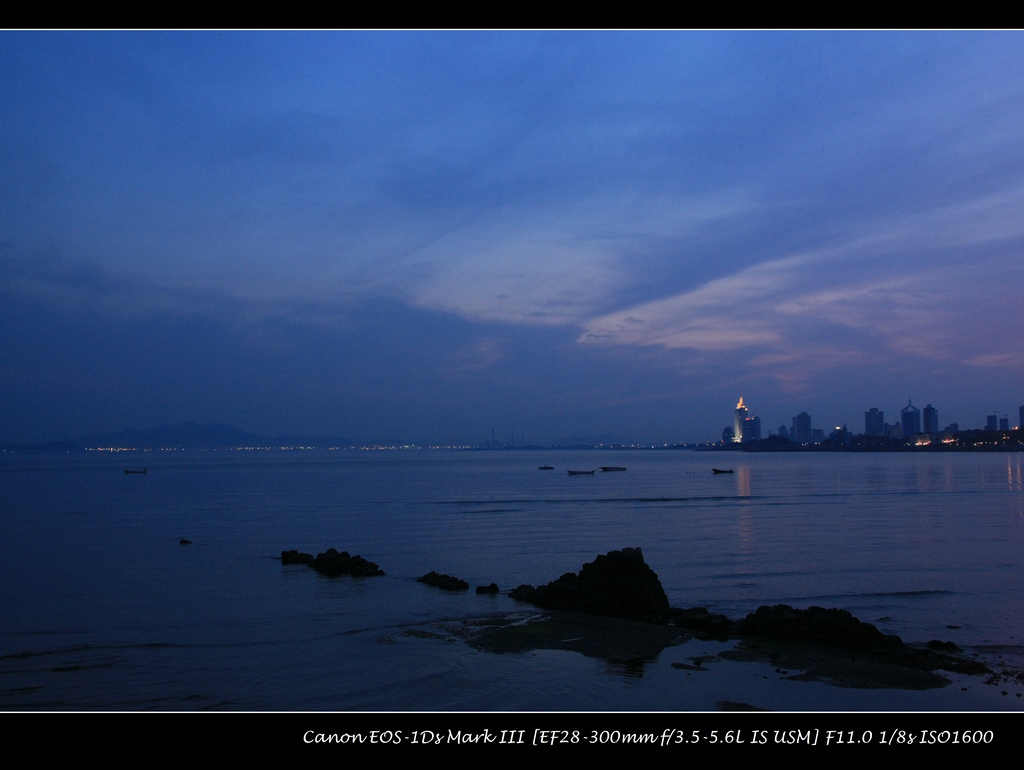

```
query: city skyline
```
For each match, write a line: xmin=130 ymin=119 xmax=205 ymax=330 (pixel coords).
xmin=3 ymin=31 xmax=1024 ymax=446
xmin=7 ymin=389 xmax=1022 ymax=450
xmin=722 ymin=395 xmax=1022 ymax=448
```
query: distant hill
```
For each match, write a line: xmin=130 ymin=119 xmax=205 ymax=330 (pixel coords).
xmin=69 ymin=422 xmax=354 ymax=450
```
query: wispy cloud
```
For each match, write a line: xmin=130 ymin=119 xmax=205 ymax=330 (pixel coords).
xmin=383 ymin=188 xmax=754 ymax=325
xmin=579 ymin=183 xmax=1024 ymax=382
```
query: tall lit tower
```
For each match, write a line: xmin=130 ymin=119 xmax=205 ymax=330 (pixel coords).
xmin=733 ymin=397 xmax=748 ymax=443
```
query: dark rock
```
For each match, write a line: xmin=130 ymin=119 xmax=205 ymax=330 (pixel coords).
xmin=928 ymin=639 xmax=961 ymax=653
xmin=348 ymin=555 xmax=385 ymax=577
xmin=475 ymin=583 xmax=499 ymax=594
xmin=281 ymin=547 xmax=383 ymax=576
xmin=731 ymin=604 xmax=991 ymax=679
xmin=179 ymin=539 xmax=193 ymax=545
xmin=670 ymin=606 xmax=733 ymax=640
xmin=510 ymin=584 xmax=537 ymax=602
xmin=281 ymin=549 xmax=314 ymax=565
xmin=509 ymin=548 xmax=671 ymax=624
xmin=418 ymin=571 xmax=469 ymax=591
xmin=735 ymin=604 xmax=904 ymax=652
xmin=312 ymin=548 xmax=384 ymax=577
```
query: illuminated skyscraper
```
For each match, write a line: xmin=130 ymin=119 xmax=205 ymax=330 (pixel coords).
xmin=733 ymin=397 xmax=748 ymax=443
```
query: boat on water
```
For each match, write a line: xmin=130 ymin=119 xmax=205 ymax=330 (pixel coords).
xmin=599 ymin=466 xmax=626 ymax=472
xmin=124 ymin=469 xmax=148 ymax=474
xmin=712 ymin=468 xmax=733 ymax=474
xmin=567 ymin=470 xmax=595 ymax=475
xmin=538 ymin=465 xmax=554 ymax=470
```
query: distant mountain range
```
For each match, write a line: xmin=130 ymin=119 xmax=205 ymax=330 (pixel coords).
xmin=2 ymin=422 xmax=354 ymax=451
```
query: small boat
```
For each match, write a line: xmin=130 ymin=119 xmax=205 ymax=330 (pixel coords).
xmin=124 ymin=469 xmax=148 ymax=474
xmin=538 ymin=465 xmax=554 ymax=470
xmin=599 ymin=466 xmax=626 ymax=472
xmin=712 ymin=468 xmax=733 ymax=474
xmin=567 ymin=469 xmax=595 ymax=475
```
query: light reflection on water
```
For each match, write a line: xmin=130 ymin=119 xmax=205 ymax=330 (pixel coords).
xmin=1 ymin=449 xmax=1023 ymax=710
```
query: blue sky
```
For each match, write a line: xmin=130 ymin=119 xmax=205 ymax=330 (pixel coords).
xmin=3 ymin=31 xmax=1023 ymax=444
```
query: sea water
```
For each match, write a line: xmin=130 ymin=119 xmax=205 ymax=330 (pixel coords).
xmin=2 ymin=449 xmax=1023 ymax=711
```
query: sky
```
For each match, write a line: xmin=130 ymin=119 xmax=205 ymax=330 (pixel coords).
xmin=2 ymin=31 xmax=1024 ymax=445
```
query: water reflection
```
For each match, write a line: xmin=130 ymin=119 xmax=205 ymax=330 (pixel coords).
xmin=737 ymin=466 xmax=752 ymax=498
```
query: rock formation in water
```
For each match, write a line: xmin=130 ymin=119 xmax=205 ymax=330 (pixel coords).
xmin=734 ymin=604 xmax=904 ymax=651
xmin=417 ymin=571 xmax=469 ymax=591
xmin=510 ymin=547 xmax=671 ymax=624
xmin=671 ymin=603 xmax=987 ymax=673
xmin=281 ymin=548 xmax=384 ymax=577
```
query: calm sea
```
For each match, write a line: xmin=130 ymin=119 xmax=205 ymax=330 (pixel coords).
xmin=2 ymin=449 xmax=1023 ymax=711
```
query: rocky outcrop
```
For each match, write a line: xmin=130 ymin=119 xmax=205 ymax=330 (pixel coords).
xmin=281 ymin=548 xmax=384 ymax=577
xmin=418 ymin=571 xmax=469 ymax=591
xmin=281 ymin=549 xmax=315 ymax=565
xmin=475 ymin=583 xmax=500 ymax=594
xmin=313 ymin=548 xmax=384 ymax=577
xmin=734 ymin=604 xmax=904 ymax=652
xmin=510 ymin=548 xmax=670 ymax=624
xmin=670 ymin=606 xmax=732 ymax=640
xmin=727 ymin=604 xmax=990 ymax=676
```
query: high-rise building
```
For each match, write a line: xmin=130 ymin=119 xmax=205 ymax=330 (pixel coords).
xmin=1020 ymin=405 xmax=1023 ymax=430
xmin=987 ymin=413 xmax=998 ymax=431
xmin=923 ymin=404 xmax=938 ymax=434
xmin=733 ymin=397 xmax=748 ymax=443
xmin=744 ymin=415 xmax=762 ymax=442
xmin=792 ymin=412 xmax=812 ymax=444
xmin=1000 ymin=416 xmax=1009 ymax=431
xmin=901 ymin=401 xmax=921 ymax=436
xmin=865 ymin=408 xmax=884 ymax=436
